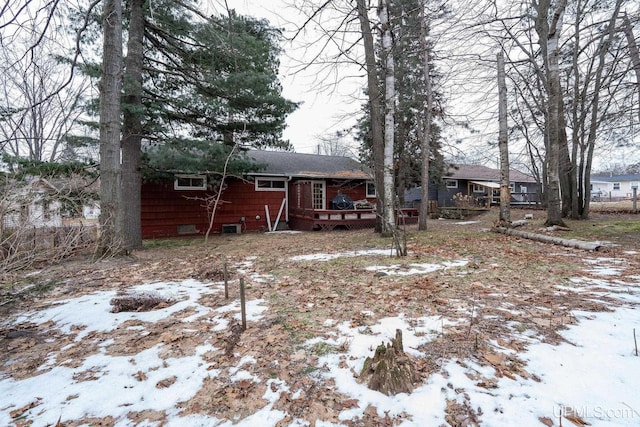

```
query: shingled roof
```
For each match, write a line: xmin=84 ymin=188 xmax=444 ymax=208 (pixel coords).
xmin=246 ymin=150 xmax=372 ymax=180
xmin=448 ymin=164 xmax=536 ymax=183
xmin=590 ymin=174 xmax=640 ymax=182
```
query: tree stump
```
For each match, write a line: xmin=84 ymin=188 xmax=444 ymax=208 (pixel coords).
xmin=358 ymin=329 xmax=418 ymax=395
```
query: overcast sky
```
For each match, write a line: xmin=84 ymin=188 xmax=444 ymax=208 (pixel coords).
xmin=217 ymin=1 xmax=640 ymax=171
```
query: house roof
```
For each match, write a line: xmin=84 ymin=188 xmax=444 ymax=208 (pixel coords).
xmin=590 ymin=174 xmax=640 ymax=183
xmin=448 ymin=164 xmax=536 ymax=183
xmin=246 ymin=150 xmax=372 ymax=180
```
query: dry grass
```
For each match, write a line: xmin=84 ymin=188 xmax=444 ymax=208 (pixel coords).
xmin=590 ymin=198 xmax=639 ymax=212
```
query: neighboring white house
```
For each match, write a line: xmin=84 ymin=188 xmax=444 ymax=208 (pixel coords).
xmin=590 ymin=174 xmax=640 ymax=200
xmin=1 ymin=176 xmax=100 ymax=231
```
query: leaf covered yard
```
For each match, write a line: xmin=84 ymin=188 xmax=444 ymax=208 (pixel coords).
xmin=1 ymin=211 xmax=640 ymax=426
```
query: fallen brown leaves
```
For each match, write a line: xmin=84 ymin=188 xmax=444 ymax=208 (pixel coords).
xmin=1 ymin=210 xmax=639 ymax=426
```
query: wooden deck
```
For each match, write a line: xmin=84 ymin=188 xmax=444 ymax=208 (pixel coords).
xmin=289 ymin=208 xmax=418 ymax=231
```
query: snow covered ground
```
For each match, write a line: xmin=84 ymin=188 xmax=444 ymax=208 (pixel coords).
xmin=1 ymin=254 xmax=639 ymax=426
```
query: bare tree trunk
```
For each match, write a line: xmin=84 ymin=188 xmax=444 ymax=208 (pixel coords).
xmin=418 ymin=1 xmax=432 ymax=231
xmin=379 ymin=0 xmax=396 ymax=237
xmin=559 ymin=98 xmax=576 ymax=219
xmin=98 ymin=0 xmax=124 ymax=254
xmin=495 ymin=227 xmax=602 ymax=251
xmin=497 ymin=51 xmax=510 ymax=226
xmin=581 ymin=0 xmax=623 ymax=219
xmin=356 ymin=0 xmax=385 ymax=234
xmin=205 ymin=144 xmax=237 ymax=242
xmin=121 ymin=0 xmax=144 ymax=250
xmin=538 ymin=0 xmax=567 ymax=227
xmin=622 ymin=11 xmax=640 ymax=123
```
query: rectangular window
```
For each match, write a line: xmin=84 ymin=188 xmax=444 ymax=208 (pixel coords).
xmin=613 ymin=183 xmax=620 ymax=190
xmin=472 ymin=184 xmax=485 ymax=193
xmin=445 ymin=179 xmax=458 ymax=189
xmin=255 ymin=178 xmax=287 ymax=191
xmin=174 ymin=175 xmax=206 ymax=190
xmin=177 ymin=224 xmax=197 ymax=234
xmin=520 ymin=185 xmax=528 ymax=194
xmin=366 ymin=181 xmax=376 ymax=197
xmin=312 ymin=181 xmax=325 ymax=210
xmin=509 ymin=183 xmax=515 ymax=192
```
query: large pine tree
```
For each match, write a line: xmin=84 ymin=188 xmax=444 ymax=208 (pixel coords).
xmin=117 ymin=1 xmax=296 ymax=249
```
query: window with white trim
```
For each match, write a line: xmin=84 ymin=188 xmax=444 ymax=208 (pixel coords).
xmin=472 ymin=184 xmax=485 ymax=193
xmin=255 ymin=177 xmax=287 ymax=191
xmin=174 ymin=174 xmax=206 ymax=190
xmin=509 ymin=183 xmax=515 ymax=192
xmin=366 ymin=181 xmax=376 ymax=197
xmin=445 ymin=179 xmax=458 ymax=189
xmin=613 ymin=182 xmax=620 ymax=190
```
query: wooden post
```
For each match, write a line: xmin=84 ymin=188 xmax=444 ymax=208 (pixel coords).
xmin=264 ymin=205 xmax=272 ymax=232
xmin=223 ymin=261 xmax=229 ymax=299
xmin=273 ymin=198 xmax=286 ymax=231
xmin=239 ymin=277 xmax=247 ymax=330
xmin=633 ymin=187 xmax=637 ymax=214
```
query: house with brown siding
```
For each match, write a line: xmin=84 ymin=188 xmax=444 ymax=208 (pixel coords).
xmin=140 ymin=150 xmax=379 ymax=238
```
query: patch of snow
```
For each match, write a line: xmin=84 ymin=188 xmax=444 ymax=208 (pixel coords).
xmin=0 ymin=343 xmax=218 ymax=426
xmin=266 ymin=230 xmax=302 ymax=234
xmin=0 ymin=279 xmax=272 ymax=426
xmin=583 ymin=257 xmax=626 ymax=265
xmin=454 ymin=221 xmax=479 ymax=225
xmin=290 ymin=249 xmax=397 ymax=262
xmin=13 ymin=279 xmax=226 ymax=341
xmin=463 ymin=306 xmax=640 ymax=426
xmin=310 ymin=290 xmax=640 ymax=426
xmin=365 ymin=260 xmax=468 ymax=276
xmin=216 ymin=299 xmax=268 ymax=322
xmin=586 ymin=266 xmax=625 ymax=276
xmin=2 ymin=253 xmax=640 ymax=426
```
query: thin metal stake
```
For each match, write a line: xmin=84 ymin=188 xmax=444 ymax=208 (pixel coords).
xmin=240 ymin=277 xmax=247 ymax=331
xmin=223 ymin=262 xmax=229 ymax=299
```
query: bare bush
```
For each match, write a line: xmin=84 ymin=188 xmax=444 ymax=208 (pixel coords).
xmin=0 ymin=174 xmax=100 ymax=279
xmin=452 ymin=192 xmax=477 ymax=208
xmin=1 ymin=225 xmax=98 ymax=274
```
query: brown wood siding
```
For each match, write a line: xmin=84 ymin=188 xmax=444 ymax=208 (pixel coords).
xmin=141 ymin=177 xmax=377 ymax=238
xmin=215 ymin=179 xmax=287 ymax=232
xmin=141 ymin=178 xmax=287 ymax=238
xmin=141 ymin=181 xmax=209 ymax=238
